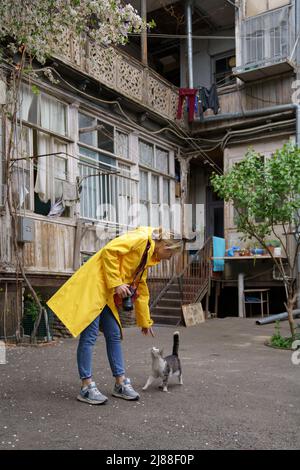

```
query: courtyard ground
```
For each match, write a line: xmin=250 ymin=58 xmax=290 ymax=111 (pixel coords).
xmin=0 ymin=317 xmax=299 ymax=450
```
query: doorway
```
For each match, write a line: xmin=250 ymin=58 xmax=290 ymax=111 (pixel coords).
xmin=206 ymin=186 xmax=224 ymax=238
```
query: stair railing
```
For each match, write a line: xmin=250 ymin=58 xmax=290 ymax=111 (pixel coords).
xmin=150 ymin=237 xmax=212 ymax=310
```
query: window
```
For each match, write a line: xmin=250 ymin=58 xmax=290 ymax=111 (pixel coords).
xmin=139 ymin=170 xmax=149 ymax=226
xmin=139 ymin=140 xmax=172 ymax=228
xmin=242 ymin=5 xmax=292 ymax=67
xmin=78 ymin=112 xmax=135 ymax=224
xmin=213 ymin=52 xmax=236 ymax=87
xmin=78 ymin=112 xmax=114 ymax=153
xmin=11 ymin=125 xmax=31 ymax=210
xmin=115 ymin=131 xmax=129 ymax=160
xmin=155 ymin=147 xmax=169 ymax=174
xmin=139 ymin=140 xmax=154 ymax=167
xmin=34 ymin=134 xmax=69 ymax=216
xmin=246 ymin=0 xmax=290 ymax=17
xmin=20 ymin=84 xmax=67 ymax=135
xmin=15 ymin=87 xmax=70 ymax=216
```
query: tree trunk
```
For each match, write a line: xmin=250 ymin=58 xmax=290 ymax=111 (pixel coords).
xmin=285 ymin=289 xmax=296 ymax=340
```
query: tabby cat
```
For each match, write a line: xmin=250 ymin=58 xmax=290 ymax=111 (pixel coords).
xmin=142 ymin=331 xmax=183 ymax=392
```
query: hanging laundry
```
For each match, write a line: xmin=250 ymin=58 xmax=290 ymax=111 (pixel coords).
xmin=198 ymin=84 xmax=220 ymax=118
xmin=177 ymin=88 xmax=198 ymax=122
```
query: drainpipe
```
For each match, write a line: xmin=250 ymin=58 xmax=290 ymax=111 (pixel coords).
xmin=296 ymin=0 xmax=300 ymax=307
xmin=141 ymin=0 xmax=148 ymax=66
xmin=193 ymin=103 xmax=299 ymax=123
xmin=186 ymin=0 xmax=194 ymax=88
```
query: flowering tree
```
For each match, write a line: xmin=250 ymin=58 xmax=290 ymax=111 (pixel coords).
xmin=0 ymin=1 xmax=147 ymax=342
xmin=211 ymin=144 xmax=300 ymax=340
xmin=0 ymin=0 xmax=146 ymax=63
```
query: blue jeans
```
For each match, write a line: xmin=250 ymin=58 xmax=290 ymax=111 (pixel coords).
xmin=77 ymin=305 xmax=125 ymax=380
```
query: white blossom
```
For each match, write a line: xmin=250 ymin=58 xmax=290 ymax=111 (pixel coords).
xmin=0 ymin=0 xmax=146 ymax=65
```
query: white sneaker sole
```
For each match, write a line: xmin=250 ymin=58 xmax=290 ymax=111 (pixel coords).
xmin=112 ymin=391 xmax=140 ymax=401
xmin=77 ymin=394 xmax=108 ymax=405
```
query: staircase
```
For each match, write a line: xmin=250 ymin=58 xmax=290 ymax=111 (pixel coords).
xmin=151 ymin=280 xmax=183 ymax=326
xmin=150 ymin=238 xmax=212 ymax=326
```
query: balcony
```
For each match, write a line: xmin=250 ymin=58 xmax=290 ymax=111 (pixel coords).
xmin=53 ymin=32 xmax=179 ymax=123
xmin=233 ymin=5 xmax=296 ymax=82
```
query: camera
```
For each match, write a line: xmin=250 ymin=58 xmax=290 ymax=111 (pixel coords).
xmin=122 ymin=286 xmax=136 ymax=311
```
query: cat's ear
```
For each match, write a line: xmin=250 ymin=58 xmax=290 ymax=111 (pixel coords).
xmin=160 ymin=348 xmax=164 ymax=356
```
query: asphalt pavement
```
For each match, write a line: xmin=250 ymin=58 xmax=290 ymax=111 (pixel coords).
xmin=0 ymin=318 xmax=299 ymax=450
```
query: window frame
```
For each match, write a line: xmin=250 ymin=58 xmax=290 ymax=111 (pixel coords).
xmin=78 ymin=109 xmax=136 ymax=224
xmin=16 ymin=86 xmax=72 ymax=216
xmin=138 ymin=138 xmax=173 ymax=228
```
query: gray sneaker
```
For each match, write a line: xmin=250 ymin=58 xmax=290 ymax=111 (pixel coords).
xmin=77 ymin=381 xmax=108 ymax=405
xmin=112 ymin=378 xmax=140 ymax=401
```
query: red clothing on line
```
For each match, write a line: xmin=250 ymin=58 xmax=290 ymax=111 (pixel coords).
xmin=177 ymin=88 xmax=197 ymax=122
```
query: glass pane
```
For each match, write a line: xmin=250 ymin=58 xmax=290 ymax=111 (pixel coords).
xmin=139 ymin=140 xmax=154 ymax=167
xmin=19 ymin=85 xmax=39 ymax=124
xmin=80 ymin=161 xmax=96 ymax=219
xmin=162 ymin=205 xmax=170 ymax=230
xmin=97 ymin=121 xmax=114 ymax=153
xmin=11 ymin=166 xmax=30 ymax=210
xmin=79 ymin=113 xmax=97 ymax=147
xmin=140 ymin=202 xmax=149 ymax=225
xmin=78 ymin=145 xmax=115 ymax=168
xmin=115 ymin=131 xmax=129 ymax=159
xmin=151 ymin=204 xmax=160 ymax=227
xmin=54 ymin=157 xmax=67 ymax=180
xmin=155 ymin=148 xmax=169 ymax=173
xmin=151 ymin=175 xmax=159 ymax=204
xmin=34 ymin=132 xmax=51 ymax=204
xmin=139 ymin=171 xmax=148 ymax=201
xmin=15 ymin=125 xmax=31 ymax=160
xmin=40 ymin=93 xmax=66 ymax=135
xmin=163 ymin=179 xmax=170 ymax=204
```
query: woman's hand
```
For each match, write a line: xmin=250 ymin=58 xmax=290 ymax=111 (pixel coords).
xmin=141 ymin=327 xmax=154 ymax=337
xmin=114 ymin=284 xmax=132 ymax=298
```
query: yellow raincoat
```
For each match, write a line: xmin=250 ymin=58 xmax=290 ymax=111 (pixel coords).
xmin=46 ymin=226 xmax=159 ymax=338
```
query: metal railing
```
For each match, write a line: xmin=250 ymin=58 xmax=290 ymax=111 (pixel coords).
xmin=239 ymin=5 xmax=294 ymax=69
xmin=179 ymin=237 xmax=212 ymax=305
xmin=149 ymin=237 xmax=212 ymax=310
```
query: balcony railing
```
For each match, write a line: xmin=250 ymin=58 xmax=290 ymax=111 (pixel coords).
xmin=234 ymin=5 xmax=296 ymax=81
xmin=53 ymin=32 xmax=179 ymax=122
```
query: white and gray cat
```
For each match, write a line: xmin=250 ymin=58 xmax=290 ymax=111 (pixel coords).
xmin=142 ymin=331 xmax=183 ymax=392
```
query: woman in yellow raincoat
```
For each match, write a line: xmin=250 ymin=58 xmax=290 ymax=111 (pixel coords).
xmin=47 ymin=226 xmax=182 ymax=405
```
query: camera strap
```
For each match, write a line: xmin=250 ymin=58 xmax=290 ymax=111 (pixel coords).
xmin=131 ymin=240 xmax=151 ymax=292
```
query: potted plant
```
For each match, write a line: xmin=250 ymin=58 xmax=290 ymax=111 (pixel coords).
xmin=265 ymin=239 xmax=281 ymax=255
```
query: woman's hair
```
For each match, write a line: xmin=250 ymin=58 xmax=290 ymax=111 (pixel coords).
xmin=152 ymin=227 xmax=183 ymax=251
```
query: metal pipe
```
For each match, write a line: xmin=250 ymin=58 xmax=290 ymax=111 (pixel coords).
xmin=296 ymin=0 xmax=300 ymax=308
xmin=141 ymin=0 xmax=148 ymax=66
xmin=256 ymin=309 xmax=300 ymax=325
xmin=186 ymin=0 xmax=194 ymax=88
xmin=193 ymin=103 xmax=298 ymax=123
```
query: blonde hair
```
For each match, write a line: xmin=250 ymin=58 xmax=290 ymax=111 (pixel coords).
xmin=152 ymin=227 xmax=183 ymax=251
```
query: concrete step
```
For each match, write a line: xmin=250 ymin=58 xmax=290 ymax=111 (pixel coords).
xmin=165 ymin=291 xmax=181 ymax=299
xmin=151 ymin=314 xmax=183 ymax=326
xmin=151 ymin=306 xmax=182 ymax=316
xmin=159 ymin=298 xmax=182 ymax=308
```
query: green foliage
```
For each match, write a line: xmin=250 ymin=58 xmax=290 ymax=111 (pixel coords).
xmin=270 ymin=321 xmax=300 ymax=349
xmin=211 ymin=143 xmax=300 ymax=340
xmin=23 ymin=292 xmax=44 ymax=321
xmin=211 ymin=143 xmax=300 ymax=242
xmin=0 ymin=0 xmax=148 ymax=64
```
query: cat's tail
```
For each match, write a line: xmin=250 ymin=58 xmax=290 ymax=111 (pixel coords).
xmin=172 ymin=331 xmax=179 ymax=356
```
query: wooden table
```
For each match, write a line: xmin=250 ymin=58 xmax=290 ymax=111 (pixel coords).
xmin=243 ymin=288 xmax=270 ymax=318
